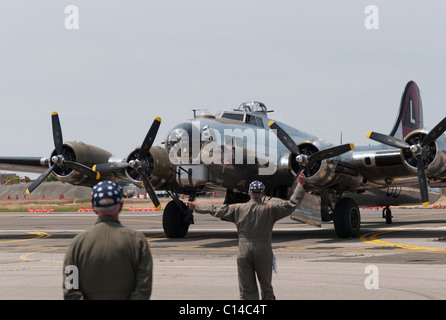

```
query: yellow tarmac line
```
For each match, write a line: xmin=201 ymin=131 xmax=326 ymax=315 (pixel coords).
xmin=0 ymin=231 xmax=51 ymax=243
xmin=20 ymin=247 xmax=60 ymax=263
xmin=360 ymin=229 xmax=446 ymax=252
xmin=146 ymin=233 xmax=169 ymax=242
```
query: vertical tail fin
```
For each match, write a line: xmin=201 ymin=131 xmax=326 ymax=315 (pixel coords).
xmin=389 ymin=81 xmax=424 ymax=139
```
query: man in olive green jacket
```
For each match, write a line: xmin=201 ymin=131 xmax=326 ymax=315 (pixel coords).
xmin=188 ymin=171 xmax=306 ymax=300
xmin=63 ymin=181 xmax=153 ymax=300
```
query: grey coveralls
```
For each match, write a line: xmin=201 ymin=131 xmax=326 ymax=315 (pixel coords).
xmin=194 ymin=185 xmax=305 ymax=300
xmin=63 ymin=215 xmax=153 ymax=300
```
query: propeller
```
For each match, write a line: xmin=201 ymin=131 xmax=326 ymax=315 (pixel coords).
xmin=367 ymin=116 xmax=446 ymax=207
xmin=92 ymin=162 xmax=130 ymax=172
xmin=93 ymin=117 xmax=162 ymax=210
xmin=268 ymin=120 xmax=354 ymax=174
xmin=26 ymin=112 xmax=100 ymax=195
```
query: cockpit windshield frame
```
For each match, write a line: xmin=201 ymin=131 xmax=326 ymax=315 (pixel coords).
xmin=237 ymin=101 xmax=270 ymax=116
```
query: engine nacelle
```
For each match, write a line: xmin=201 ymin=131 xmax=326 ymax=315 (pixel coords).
xmin=125 ymin=145 xmax=173 ymax=189
xmin=288 ymin=140 xmax=338 ymax=187
xmin=402 ymin=130 xmax=446 ymax=180
xmin=50 ymin=141 xmax=112 ymax=186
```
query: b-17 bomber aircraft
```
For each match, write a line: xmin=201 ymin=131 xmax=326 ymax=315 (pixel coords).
xmin=1 ymin=80 xmax=445 ymax=239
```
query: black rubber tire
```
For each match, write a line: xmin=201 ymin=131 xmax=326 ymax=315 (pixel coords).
xmin=162 ymin=200 xmax=190 ymax=238
xmin=333 ymin=198 xmax=361 ymax=238
xmin=384 ymin=208 xmax=392 ymax=224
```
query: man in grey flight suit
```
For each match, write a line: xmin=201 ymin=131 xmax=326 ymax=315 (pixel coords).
xmin=188 ymin=171 xmax=306 ymax=300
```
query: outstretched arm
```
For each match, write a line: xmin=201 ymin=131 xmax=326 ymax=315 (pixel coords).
xmin=187 ymin=202 xmax=236 ymax=223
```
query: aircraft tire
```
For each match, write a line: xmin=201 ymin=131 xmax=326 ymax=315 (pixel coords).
xmin=333 ymin=198 xmax=361 ymax=238
xmin=384 ymin=207 xmax=392 ymax=224
xmin=162 ymin=200 xmax=190 ymax=238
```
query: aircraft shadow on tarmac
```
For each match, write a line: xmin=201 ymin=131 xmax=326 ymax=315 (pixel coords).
xmin=143 ymin=229 xmax=347 ymax=248
xmin=360 ymin=220 xmax=446 ymax=240
xmin=146 ymin=224 xmax=446 ymax=248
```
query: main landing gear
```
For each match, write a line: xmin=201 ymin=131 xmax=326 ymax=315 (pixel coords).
xmin=162 ymin=200 xmax=191 ymax=238
xmin=162 ymin=193 xmax=194 ymax=238
xmin=332 ymin=198 xmax=393 ymax=238
xmin=333 ymin=198 xmax=361 ymax=238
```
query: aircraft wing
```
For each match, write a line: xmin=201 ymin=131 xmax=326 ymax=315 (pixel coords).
xmin=0 ymin=113 xmax=168 ymax=213
xmin=0 ymin=157 xmax=49 ymax=174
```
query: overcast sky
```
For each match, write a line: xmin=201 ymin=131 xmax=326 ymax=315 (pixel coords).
xmin=1 ymin=1 xmax=445 ymax=176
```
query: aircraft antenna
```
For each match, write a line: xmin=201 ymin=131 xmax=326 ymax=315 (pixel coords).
xmin=192 ymin=108 xmax=208 ymax=118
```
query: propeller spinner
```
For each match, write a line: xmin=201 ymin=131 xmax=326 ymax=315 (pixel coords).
xmin=367 ymin=116 xmax=446 ymax=207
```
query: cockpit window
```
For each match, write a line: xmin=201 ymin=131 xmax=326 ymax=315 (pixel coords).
xmin=220 ymin=112 xmax=244 ymax=121
xmin=244 ymin=114 xmax=264 ymax=128
xmin=254 ymin=116 xmax=264 ymax=128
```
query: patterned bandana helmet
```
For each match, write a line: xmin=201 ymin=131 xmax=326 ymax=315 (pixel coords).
xmin=249 ymin=180 xmax=265 ymax=194
xmin=91 ymin=180 xmax=123 ymax=207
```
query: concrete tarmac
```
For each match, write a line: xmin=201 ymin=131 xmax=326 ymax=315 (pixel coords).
xmin=0 ymin=208 xmax=446 ymax=300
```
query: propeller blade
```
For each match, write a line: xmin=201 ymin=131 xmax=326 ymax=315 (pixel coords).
xmin=367 ymin=131 xmax=410 ymax=149
xmin=421 ymin=116 xmax=446 ymax=147
xmin=416 ymin=155 xmax=429 ymax=207
xmin=307 ymin=143 xmax=354 ymax=162
xmin=26 ymin=164 xmax=56 ymax=194
xmin=51 ymin=111 xmax=64 ymax=156
xmin=138 ymin=168 xmax=161 ymax=210
xmin=139 ymin=117 xmax=161 ymax=160
xmin=64 ymin=160 xmax=100 ymax=180
xmin=268 ymin=121 xmax=301 ymax=155
xmin=92 ymin=162 xmax=130 ymax=172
